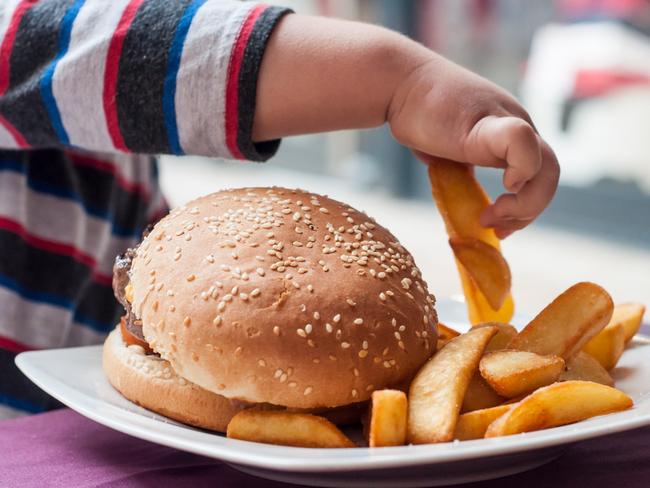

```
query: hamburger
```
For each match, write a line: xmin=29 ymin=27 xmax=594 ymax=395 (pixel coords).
xmin=104 ymin=187 xmax=437 ymax=432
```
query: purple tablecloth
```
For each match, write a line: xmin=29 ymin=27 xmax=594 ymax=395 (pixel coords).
xmin=1 ymin=408 xmax=649 ymax=488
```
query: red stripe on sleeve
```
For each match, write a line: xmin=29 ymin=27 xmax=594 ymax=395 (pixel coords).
xmin=224 ymin=5 xmax=267 ymax=159
xmin=0 ymin=0 xmax=38 ymax=148
xmin=103 ymin=0 xmax=145 ymax=152
xmin=0 ymin=334 xmax=35 ymax=353
xmin=0 ymin=115 xmax=29 ymax=148
xmin=0 ymin=0 xmax=38 ymax=95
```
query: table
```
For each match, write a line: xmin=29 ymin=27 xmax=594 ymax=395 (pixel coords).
xmin=1 ymin=408 xmax=649 ymax=488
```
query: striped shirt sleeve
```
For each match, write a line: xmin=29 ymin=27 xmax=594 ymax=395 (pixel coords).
xmin=0 ymin=0 xmax=291 ymax=161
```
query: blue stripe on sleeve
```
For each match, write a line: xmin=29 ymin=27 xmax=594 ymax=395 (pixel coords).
xmin=163 ymin=0 xmax=207 ymax=156
xmin=39 ymin=0 xmax=86 ymax=146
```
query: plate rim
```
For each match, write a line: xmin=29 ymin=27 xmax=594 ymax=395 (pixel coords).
xmin=14 ymin=342 xmax=650 ymax=473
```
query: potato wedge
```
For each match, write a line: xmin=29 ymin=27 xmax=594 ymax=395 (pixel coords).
xmin=461 ymin=373 xmax=505 ymax=413
xmin=484 ymin=381 xmax=633 ymax=437
xmin=478 ymin=322 xmax=518 ymax=353
xmin=582 ymin=322 xmax=626 ymax=370
xmin=454 ymin=404 xmax=513 ymax=440
xmin=428 ymin=160 xmax=514 ymax=324
xmin=408 ymin=326 xmax=497 ymax=444
xmin=438 ymin=322 xmax=461 ymax=341
xmin=479 ymin=350 xmax=565 ymax=398
xmin=450 ymin=238 xmax=512 ymax=311
xmin=559 ymin=351 xmax=614 ymax=387
xmin=508 ymin=282 xmax=613 ymax=359
xmin=610 ymin=303 xmax=646 ymax=343
xmin=368 ymin=390 xmax=408 ymax=447
xmin=227 ymin=410 xmax=355 ymax=448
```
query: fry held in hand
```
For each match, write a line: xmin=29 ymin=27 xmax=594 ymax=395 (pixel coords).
xmin=454 ymin=404 xmax=513 ymax=441
xmin=559 ymin=351 xmax=614 ymax=387
xmin=485 ymin=381 xmax=633 ymax=437
xmin=449 ymin=238 xmax=512 ymax=311
xmin=508 ymin=282 xmax=613 ymax=359
xmin=227 ymin=410 xmax=355 ymax=448
xmin=408 ymin=325 xmax=497 ymax=444
xmin=479 ymin=350 xmax=565 ymax=398
xmin=428 ymin=160 xmax=514 ymax=324
xmin=582 ymin=322 xmax=626 ymax=371
xmin=368 ymin=390 xmax=408 ymax=447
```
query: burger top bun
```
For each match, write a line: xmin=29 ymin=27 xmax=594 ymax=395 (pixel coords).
xmin=131 ymin=187 xmax=437 ymax=409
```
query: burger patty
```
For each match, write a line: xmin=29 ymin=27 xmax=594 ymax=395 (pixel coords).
xmin=112 ymin=247 xmax=145 ymax=342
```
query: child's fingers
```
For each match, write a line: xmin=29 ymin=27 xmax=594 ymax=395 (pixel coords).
xmin=465 ymin=115 xmax=542 ymax=193
xmin=480 ymin=141 xmax=560 ymax=232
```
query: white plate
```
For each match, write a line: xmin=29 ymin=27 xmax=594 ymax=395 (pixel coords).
xmin=15 ymin=299 xmax=650 ymax=487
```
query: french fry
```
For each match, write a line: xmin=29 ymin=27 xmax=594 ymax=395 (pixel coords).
xmin=484 ymin=381 xmax=633 ymax=437
xmin=508 ymin=282 xmax=613 ymax=359
xmin=454 ymin=404 xmax=513 ymax=440
xmin=461 ymin=373 xmax=505 ymax=413
xmin=427 ymin=160 xmax=514 ymax=324
xmin=368 ymin=390 xmax=408 ymax=447
xmin=479 ymin=350 xmax=565 ymax=398
xmin=559 ymin=351 xmax=614 ymax=387
xmin=582 ymin=322 xmax=626 ymax=370
xmin=408 ymin=326 xmax=497 ymax=444
xmin=226 ymin=410 xmax=355 ymax=448
xmin=438 ymin=322 xmax=461 ymax=341
xmin=449 ymin=238 xmax=512 ymax=311
xmin=479 ymin=322 xmax=518 ymax=353
xmin=610 ymin=303 xmax=646 ymax=344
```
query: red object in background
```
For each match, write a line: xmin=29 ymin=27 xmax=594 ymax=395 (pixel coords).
xmin=559 ymin=0 xmax=649 ymax=18
xmin=572 ymin=69 xmax=650 ymax=99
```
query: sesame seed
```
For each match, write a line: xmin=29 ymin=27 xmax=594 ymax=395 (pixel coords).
xmin=256 ymin=267 xmax=265 ymax=277
xmin=358 ymin=350 xmax=368 ymax=358
xmin=213 ymin=316 xmax=222 ymax=326
xmin=333 ymin=314 xmax=341 ymax=323
xmin=394 ymin=332 xmax=402 ymax=340
xmin=169 ymin=305 xmax=175 ymax=312
xmin=307 ymin=339 xmax=315 ymax=347
xmin=346 ymin=299 xmax=356 ymax=306
xmin=319 ymin=207 xmax=329 ymax=214
xmin=239 ymin=293 xmax=248 ymax=301
xmin=297 ymin=329 xmax=307 ymax=338
xmin=223 ymin=294 xmax=233 ymax=302
xmin=399 ymin=325 xmax=406 ymax=332
xmin=325 ymin=323 xmax=333 ymax=333
xmin=362 ymin=340 xmax=369 ymax=349
xmin=305 ymin=323 xmax=313 ymax=334
xmin=258 ymin=359 xmax=266 ymax=367
xmin=251 ymin=288 xmax=261 ymax=297
xmin=280 ymin=373 xmax=288 ymax=383
xmin=377 ymin=272 xmax=387 ymax=279
xmin=231 ymin=286 xmax=239 ymax=295
xmin=217 ymin=301 xmax=226 ymax=312
xmin=329 ymin=355 xmax=337 ymax=361
xmin=353 ymin=368 xmax=359 ymax=377
xmin=273 ymin=326 xmax=280 ymax=336
xmin=307 ymin=284 xmax=314 ymax=293
xmin=379 ymin=292 xmax=387 ymax=301
xmin=386 ymin=290 xmax=395 ymax=297
xmin=341 ymin=342 xmax=350 ymax=349
xmin=274 ymin=369 xmax=282 ymax=378
xmin=288 ymin=381 xmax=297 ymax=387
xmin=183 ymin=317 xmax=191 ymax=327
xmin=354 ymin=318 xmax=363 ymax=325
xmin=206 ymin=255 xmax=215 ymax=263
xmin=383 ymin=361 xmax=391 ymax=368
xmin=304 ymin=386 xmax=313 ymax=396
xmin=398 ymin=341 xmax=405 ymax=350
xmin=186 ymin=274 xmax=195 ymax=282
xmin=313 ymin=311 xmax=320 ymax=320
xmin=423 ymin=315 xmax=429 ymax=324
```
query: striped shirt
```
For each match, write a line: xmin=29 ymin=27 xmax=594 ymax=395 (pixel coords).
xmin=0 ymin=0 xmax=290 ymax=418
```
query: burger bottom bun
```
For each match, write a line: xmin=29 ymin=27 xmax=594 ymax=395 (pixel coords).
xmin=103 ymin=327 xmax=365 ymax=431
xmin=103 ymin=327 xmax=244 ymax=432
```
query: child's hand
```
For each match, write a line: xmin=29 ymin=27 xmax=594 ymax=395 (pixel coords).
xmin=387 ymin=57 xmax=560 ymax=239
xmin=254 ymin=15 xmax=559 ymax=238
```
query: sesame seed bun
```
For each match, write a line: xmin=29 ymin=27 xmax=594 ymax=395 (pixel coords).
xmin=103 ymin=327 xmax=244 ymax=432
xmin=130 ymin=187 xmax=437 ymax=409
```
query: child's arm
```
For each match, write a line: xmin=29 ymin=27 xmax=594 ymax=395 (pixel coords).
xmin=254 ymin=15 xmax=560 ymax=238
xmin=0 ymin=0 xmax=291 ymax=160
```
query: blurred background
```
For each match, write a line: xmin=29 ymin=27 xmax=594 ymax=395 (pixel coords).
xmin=160 ymin=0 xmax=650 ymax=317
